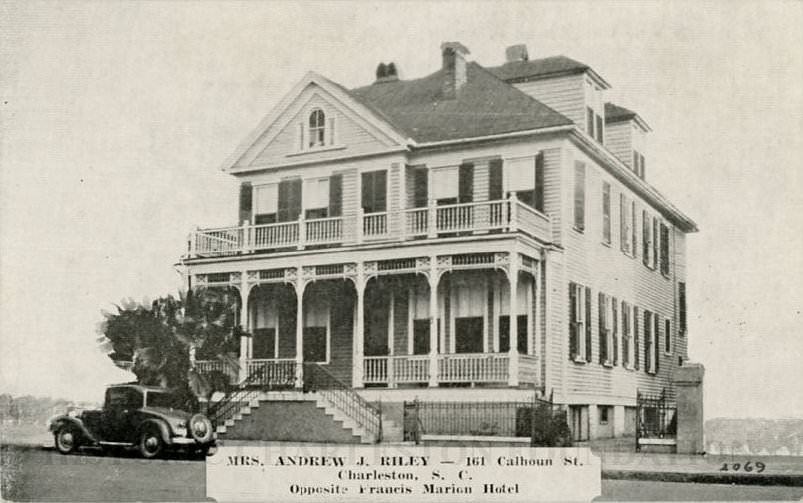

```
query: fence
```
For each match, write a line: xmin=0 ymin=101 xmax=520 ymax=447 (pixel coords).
xmin=403 ymin=393 xmax=568 ymax=446
xmin=636 ymin=388 xmax=677 ymax=451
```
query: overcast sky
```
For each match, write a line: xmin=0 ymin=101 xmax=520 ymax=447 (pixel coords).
xmin=2 ymin=1 xmax=801 ymax=417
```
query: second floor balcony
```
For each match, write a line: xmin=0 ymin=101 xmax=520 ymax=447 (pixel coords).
xmin=187 ymin=193 xmax=551 ymax=259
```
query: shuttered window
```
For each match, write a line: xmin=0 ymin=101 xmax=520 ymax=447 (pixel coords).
xmin=631 ymin=200 xmax=638 ymax=258
xmin=620 ymin=194 xmax=632 ymax=253
xmin=254 ymin=183 xmax=278 ymax=224
xmin=643 ymin=210 xmax=653 ymax=268
xmin=505 ymin=154 xmax=542 ymax=211
xmin=633 ymin=306 xmax=640 ymax=370
xmin=665 ymin=319 xmax=671 ymax=353
xmin=598 ymin=293 xmax=608 ymax=364
xmin=621 ymin=301 xmax=631 ymax=368
xmin=569 ymin=282 xmax=588 ymax=361
xmin=584 ymin=286 xmax=592 ymax=362
xmin=611 ymin=297 xmax=619 ymax=366
xmin=644 ymin=310 xmax=653 ymax=373
xmin=602 ymin=183 xmax=611 ymax=244
xmin=431 ymin=167 xmax=459 ymax=201
xmin=652 ymin=217 xmax=660 ymax=269
xmin=654 ymin=314 xmax=661 ymax=373
xmin=679 ymin=282 xmax=687 ymax=336
xmin=573 ymin=162 xmax=586 ymax=232
xmin=303 ymin=177 xmax=330 ymax=215
xmin=660 ymin=223 xmax=670 ymax=275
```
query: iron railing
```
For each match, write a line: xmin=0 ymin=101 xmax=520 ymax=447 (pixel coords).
xmin=636 ymin=388 xmax=677 ymax=451
xmin=302 ymin=363 xmax=382 ymax=442
xmin=403 ymin=392 xmax=564 ymax=445
xmin=207 ymin=363 xmax=297 ymax=427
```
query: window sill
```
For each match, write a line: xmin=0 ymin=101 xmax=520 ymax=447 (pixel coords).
xmin=661 ymin=272 xmax=671 ymax=280
xmin=573 ymin=226 xmax=585 ymax=234
xmin=601 ymin=240 xmax=612 ymax=248
xmin=287 ymin=144 xmax=347 ymax=157
xmin=572 ymin=355 xmax=588 ymax=364
xmin=602 ymin=361 xmax=614 ymax=368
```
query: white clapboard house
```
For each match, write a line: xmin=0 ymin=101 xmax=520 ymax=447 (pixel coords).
xmin=184 ymin=42 xmax=697 ymax=443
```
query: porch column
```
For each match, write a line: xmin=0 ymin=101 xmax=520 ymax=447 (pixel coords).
xmin=294 ymin=275 xmax=306 ymax=389
xmin=428 ymin=258 xmax=439 ymax=387
xmin=352 ymin=269 xmax=366 ymax=388
xmin=508 ymin=262 xmax=519 ymax=387
xmin=534 ymin=263 xmax=543 ymax=389
xmin=238 ymin=272 xmax=251 ymax=383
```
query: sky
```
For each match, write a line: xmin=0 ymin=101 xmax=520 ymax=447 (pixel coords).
xmin=1 ymin=1 xmax=802 ymax=417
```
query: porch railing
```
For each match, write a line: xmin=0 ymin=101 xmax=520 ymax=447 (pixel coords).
xmin=363 ymin=352 xmax=538 ymax=386
xmin=245 ymin=358 xmax=297 ymax=388
xmin=194 ymin=359 xmax=239 ymax=385
xmin=189 ymin=195 xmax=551 ymax=258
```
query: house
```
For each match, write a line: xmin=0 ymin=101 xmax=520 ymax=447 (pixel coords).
xmin=182 ymin=42 xmax=697 ymax=443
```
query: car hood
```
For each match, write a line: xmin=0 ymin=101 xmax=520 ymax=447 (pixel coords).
xmin=141 ymin=406 xmax=193 ymax=423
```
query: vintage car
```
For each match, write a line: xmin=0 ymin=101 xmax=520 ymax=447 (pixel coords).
xmin=48 ymin=383 xmax=216 ymax=458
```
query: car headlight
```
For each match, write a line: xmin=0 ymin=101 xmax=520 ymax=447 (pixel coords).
xmin=173 ymin=421 xmax=187 ymax=436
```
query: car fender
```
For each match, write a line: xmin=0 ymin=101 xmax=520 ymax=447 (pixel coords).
xmin=138 ymin=418 xmax=172 ymax=445
xmin=49 ymin=416 xmax=98 ymax=444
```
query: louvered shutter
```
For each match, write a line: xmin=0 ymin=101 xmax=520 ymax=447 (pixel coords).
xmin=239 ymin=182 xmax=252 ymax=223
xmin=644 ymin=311 xmax=652 ymax=373
xmin=585 ymin=286 xmax=592 ymax=362
xmin=633 ymin=306 xmax=640 ymax=370
xmin=598 ymin=292 xmax=607 ymax=364
xmin=534 ymin=152 xmax=545 ymax=212
xmin=413 ymin=167 xmax=428 ymax=208
xmin=620 ymin=194 xmax=627 ymax=251
xmin=643 ymin=211 xmax=650 ymax=265
xmin=489 ymin=159 xmax=503 ymax=201
xmin=458 ymin=163 xmax=474 ymax=203
xmin=328 ymin=174 xmax=342 ymax=217
xmin=569 ymin=283 xmax=577 ymax=359
xmin=612 ymin=297 xmax=619 ymax=366
xmin=654 ymin=315 xmax=661 ymax=373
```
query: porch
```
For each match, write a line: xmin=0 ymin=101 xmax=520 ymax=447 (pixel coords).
xmin=192 ymin=251 xmax=544 ymax=390
xmin=187 ymin=193 xmax=551 ymax=259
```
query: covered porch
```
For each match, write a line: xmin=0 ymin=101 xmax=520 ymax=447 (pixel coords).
xmin=193 ymin=251 xmax=543 ymax=389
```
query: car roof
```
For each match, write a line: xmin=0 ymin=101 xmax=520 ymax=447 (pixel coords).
xmin=107 ymin=383 xmax=173 ymax=393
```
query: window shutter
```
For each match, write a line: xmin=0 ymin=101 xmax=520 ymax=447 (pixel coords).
xmin=598 ymin=292 xmax=607 ymax=364
xmin=642 ymin=211 xmax=649 ymax=265
xmin=489 ymin=159 xmax=503 ymax=201
xmin=632 ymin=201 xmax=638 ymax=257
xmin=652 ymin=218 xmax=659 ymax=269
xmin=329 ymin=174 xmax=342 ymax=217
xmin=586 ymin=107 xmax=595 ymax=137
xmin=574 ymin=162 xmax=586 ymax=231
xmin=633 ymin=306 xmax=640 ymax=370
xmin=585 ymin=286 xmax=592 ymax=362
xmin=361 ymin=172 xmax=374 ymax=213
xmin=620 ymin=194 xmax=626 ymax=251
xmin=297 ymin=122 xmax=304 ymax=151
xmin=239 ymin=182 xmax=253 ymax=223
xmin=596 ymin=114 xmax=604 ymax=143
xmin=534 ymin=152 xmax=545 ymax=212
xmin=413 ymin=167 xmax=428 ymax=208
xmin=679 ymin=282 xmax=687 ymax=335
xmin=278 ymin=179 xmax=302 ymax=222
xmin=569 ymin=282 xmax=577 ymax=359
xmin=660 ymin=223 xmax=670 ymax=275
xmin=458 ymin=163 xmax=474 ymax=203
xmin=644 ymin=311 xmax=652 ymax=373
xmin=654 ymin=314 xmax=661 ymax=373
xmin=327 ymin=117 xmax=336 ymax=146
xmin=375 ymin=170 xmax=387 ymax=212
xmin=612 ymin=297 xmax=619 ymax=366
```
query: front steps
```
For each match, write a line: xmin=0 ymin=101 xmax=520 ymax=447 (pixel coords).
xmin=216 ymin=391 xmax=403 ymax=444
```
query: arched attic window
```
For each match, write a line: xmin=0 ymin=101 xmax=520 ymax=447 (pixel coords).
xmin=308 ymin=108 xmax=326 ymax=148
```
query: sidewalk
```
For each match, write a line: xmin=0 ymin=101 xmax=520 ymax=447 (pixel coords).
xmin=581 ymin=437 xmax=803 ymax=487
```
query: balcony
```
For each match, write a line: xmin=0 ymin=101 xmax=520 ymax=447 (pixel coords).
xmin=187 ymin=194 xmax=551 ymax=259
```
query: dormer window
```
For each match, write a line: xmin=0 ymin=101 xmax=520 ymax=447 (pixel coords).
xmin=308 ymin=108 xmax=326 ymax=148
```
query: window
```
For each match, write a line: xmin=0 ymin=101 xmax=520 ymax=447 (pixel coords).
xmin=361 ymin=170 xmax=387 ymax=213
xmin=303 ymin=177 xmax=330 ymax=219
xmin=665 ymin=319 xmax=672 ymax=353
xmin=598 ymin=293 xmax=616 ymax=365
xmin=596 ymin=114 xmax=604 ymax=143
xmin=505 ymin=153 xmax=544 ymax=212
xmin=573 ymin=162 xmax=586 ymax=232
xmin=599 ymin=406 xmax=610 ymax=424
xmin=308 ymin=109 xmax=326 ymax=148
xmin=586 ymin=107 xmax=595 ymax=138
xmin=620 ymin=194 xmax=632 ymax=254
xmin=678 ymin=282 xmax=687 ymax=336
xmin=643 ymin=210 xmax=654 ymax=268
xmin=602 ymin=183 xmax=611 ymax=244
xmin=254 ymin=183 xmax=279 ymax=225
xmin=303 ymin=297 xmax=329 ymax=363
xmin=660 ymin=223 xmax=670 ymax=276
xmin=431 ymin=166 xmax=459 ymax=202
xmin=569 ymin=282 xmax=591 ymax=362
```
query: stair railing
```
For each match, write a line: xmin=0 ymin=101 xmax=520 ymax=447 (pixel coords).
xmin=303 ymin=363 xmax=382 ymax=443
xmin=207 ymin=364 xmax=295 ymax=427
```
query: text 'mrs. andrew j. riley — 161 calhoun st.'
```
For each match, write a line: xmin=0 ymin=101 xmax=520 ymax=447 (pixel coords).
xmin=180 ymin=41 xmax=698 ymax=445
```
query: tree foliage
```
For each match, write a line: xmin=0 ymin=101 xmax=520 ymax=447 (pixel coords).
xmin=98 ymin=288 xmax=245 ymax=410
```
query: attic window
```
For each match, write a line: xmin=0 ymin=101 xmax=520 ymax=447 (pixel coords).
xmin=308 ymin=109 xmax=326 ymax=148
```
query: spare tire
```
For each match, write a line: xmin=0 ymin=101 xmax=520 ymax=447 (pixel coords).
xmin=188 ymin=414 xmax=213 ymax=443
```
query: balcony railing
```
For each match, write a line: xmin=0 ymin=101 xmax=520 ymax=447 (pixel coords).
xmin=363 ymin=352 xmax=538 ymax=387
xmin=188 ymin=194 xmax=551 ymax=258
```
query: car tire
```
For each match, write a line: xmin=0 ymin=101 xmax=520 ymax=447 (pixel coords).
xmin=138 ymin=426 xmax=164 ymax=459
xmin=54 ymin=425 xmax=80 ymax=455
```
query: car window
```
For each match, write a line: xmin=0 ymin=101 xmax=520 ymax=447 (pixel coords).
xmin=146 ymin=391 xmax=182 ymax=409
xmin=107 ymin=388 xmax=143 ymax=409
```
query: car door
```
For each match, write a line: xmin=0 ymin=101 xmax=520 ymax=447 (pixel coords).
xmin=102 ymin=388 xmax=142 ymax=442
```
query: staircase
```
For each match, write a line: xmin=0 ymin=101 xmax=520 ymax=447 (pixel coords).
xmin=208 ymin=363 xmax=402 ymax=444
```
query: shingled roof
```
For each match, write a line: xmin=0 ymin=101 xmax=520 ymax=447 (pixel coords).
xmin=605 ymin=102 xmax=651 ymax=131
xmin=486 ymin=55 xmax=590 ymax=82
xmin=348 ymin=62 xmax=572 ymax=144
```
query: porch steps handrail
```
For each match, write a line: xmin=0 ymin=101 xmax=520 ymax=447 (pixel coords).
xmin=303 ymin=363 xmax=382 ymax=442
xmin=207 ymin=363 xmax=288 ymax=427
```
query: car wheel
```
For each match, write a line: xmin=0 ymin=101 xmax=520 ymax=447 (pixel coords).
xmin=138 ymin=426 xmax=164 ymax=459
xmin=54 ymin=425 xmax=80 ymax=455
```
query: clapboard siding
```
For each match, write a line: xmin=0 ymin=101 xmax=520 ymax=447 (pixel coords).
xmin=251 ymin=91 xmax=396 ymax=167
xmin=513 ymin=74 xmax=586 ymax=127
xmin=558 ymin=141 xmax=684 ymax=405
xmin=604 ymin=122 xmax=632 ymax=167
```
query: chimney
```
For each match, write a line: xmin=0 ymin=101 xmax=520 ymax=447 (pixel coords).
xmin=374 ymin=61 xmax=400 ymax=84
xmin=505 ymin=44 xmax=529 ymax=63
xmin=441 ymin=42 xmax=470 ymax=99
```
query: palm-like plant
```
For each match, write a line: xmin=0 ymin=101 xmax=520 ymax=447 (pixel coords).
xmin=98 ymin=288 xmax=245 ymax=411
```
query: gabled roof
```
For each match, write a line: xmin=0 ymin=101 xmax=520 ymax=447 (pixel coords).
xmin=605 ymin=102 xmax=652 ymax=132
xmin=487 ymin=55 xmax=611 ymax=89
xmin=348 ymin=62 xmax=572 ymax=143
